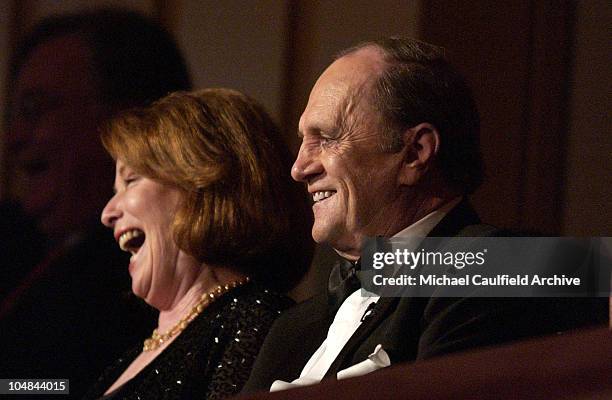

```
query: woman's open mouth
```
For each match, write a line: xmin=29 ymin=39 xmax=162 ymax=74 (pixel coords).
xmin=118 ymin=229 xmax=146 ymax=255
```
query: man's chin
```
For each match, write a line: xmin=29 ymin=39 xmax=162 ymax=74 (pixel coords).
xmin=311 ymin=223 xmax=333 ymax=245
xmin=312 ymin=225 xmax=361 ymax=260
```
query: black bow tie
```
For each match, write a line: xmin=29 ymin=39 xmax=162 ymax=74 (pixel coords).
xmin=327 ymin=259 xmax=362 ymax=314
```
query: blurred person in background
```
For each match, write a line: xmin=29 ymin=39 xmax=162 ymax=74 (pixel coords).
xmin=0 ymin=8 xmax=191 ymax=397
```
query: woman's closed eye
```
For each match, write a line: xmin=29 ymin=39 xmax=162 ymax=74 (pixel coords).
xmin=124 ymin=175 xmax=141 ymax=187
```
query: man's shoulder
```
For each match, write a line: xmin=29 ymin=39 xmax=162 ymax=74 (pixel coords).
xmin=454 ymin=223 xmax=502 ymax=237
xmin=415 ymin=295 xmax=608 ymax=360
xmin=427 ymin=199 xmax=491 ymax=238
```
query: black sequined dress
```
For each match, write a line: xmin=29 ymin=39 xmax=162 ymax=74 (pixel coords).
xmin=83 ymin=283 xmax=292 ymax=400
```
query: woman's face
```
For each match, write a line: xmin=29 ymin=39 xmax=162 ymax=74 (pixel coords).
xmin=101 ymin=159 xmax=199 ymax=309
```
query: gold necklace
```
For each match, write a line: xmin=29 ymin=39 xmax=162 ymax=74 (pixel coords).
xmin=143 ymin=276 xmax=250 ymax=352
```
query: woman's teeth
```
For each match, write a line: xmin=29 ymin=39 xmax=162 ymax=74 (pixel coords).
xmin=118 ymin=229 xmax=145 ymax=254
xmin=313 ymin=191 xmax=335 ymax=202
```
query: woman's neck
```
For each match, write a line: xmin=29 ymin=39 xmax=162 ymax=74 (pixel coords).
xmin=156 ymin=265 xmax=247 ymax=333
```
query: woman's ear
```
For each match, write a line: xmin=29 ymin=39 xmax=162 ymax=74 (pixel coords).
xmin=398 ymin=123 xmax=440 ymax=186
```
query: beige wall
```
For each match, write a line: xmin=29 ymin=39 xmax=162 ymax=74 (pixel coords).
xmin=175 ymin=0 xmax=287 ymax=123
xmin=562 ymin=0 xmax=612 ymax=235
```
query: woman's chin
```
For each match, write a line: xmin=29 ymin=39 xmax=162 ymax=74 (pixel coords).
xmin=128 ymin=260 xmax=136 ymax=275
xmin=130 ymin=275 xmax=149 ymax=301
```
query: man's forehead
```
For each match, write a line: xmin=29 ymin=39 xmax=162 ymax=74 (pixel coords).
xmin=300 ymin=47 xmax=384 ymax=133
xmin=327 ymin=46 xmax=386 ymax=83
xmin=307 ymin=78 xmax=349 ymax=114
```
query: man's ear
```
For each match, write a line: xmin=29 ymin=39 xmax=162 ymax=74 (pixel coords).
xmin=398 ymin=123 xmax=440 ymax=186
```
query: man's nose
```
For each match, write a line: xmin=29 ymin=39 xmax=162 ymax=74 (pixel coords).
xmin=291 ymin=141 xmax=323 ymax=183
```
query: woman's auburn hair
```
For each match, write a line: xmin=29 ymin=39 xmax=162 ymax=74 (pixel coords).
xmin=101 ymin=88 xmax=313 ymax=291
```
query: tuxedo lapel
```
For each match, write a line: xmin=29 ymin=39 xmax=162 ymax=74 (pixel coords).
xmin=323 ymin=296 xmax=398 ymax=378
xmin=323 ymin=199 xmax=491 ymax=378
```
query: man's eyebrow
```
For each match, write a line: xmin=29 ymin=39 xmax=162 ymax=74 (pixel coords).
xmin=298 ymin=126 xmax=334 ymax=139
xmin=297 ymin=128 xmax=320 ymax=138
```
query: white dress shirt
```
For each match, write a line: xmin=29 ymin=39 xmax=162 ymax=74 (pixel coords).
xmin=271 ymin=198 xmax=462 ymax=391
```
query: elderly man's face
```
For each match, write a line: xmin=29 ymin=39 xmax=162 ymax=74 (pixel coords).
xmin=292 ymin=48 xmax=409 ymax=260
xmin=7 ymin=34 xmax=112 ymax=242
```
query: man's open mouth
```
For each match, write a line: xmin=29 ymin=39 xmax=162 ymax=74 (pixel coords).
xmin=312 ymin=191 xmax=336 ymax=203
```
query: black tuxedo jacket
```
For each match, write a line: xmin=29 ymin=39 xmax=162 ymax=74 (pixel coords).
xmin=242 ymin=201 xmax=608 ymax=393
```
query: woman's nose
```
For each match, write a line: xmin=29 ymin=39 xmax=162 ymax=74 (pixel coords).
xmin=101 ymin=195 xmax=121 ymax=228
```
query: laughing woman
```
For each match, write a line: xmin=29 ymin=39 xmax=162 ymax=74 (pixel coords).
xmin=84 ymin=89 xmax=313 ymax=399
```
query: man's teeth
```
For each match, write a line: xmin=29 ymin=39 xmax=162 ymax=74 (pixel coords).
xmin=118 ymin=229 xmax=143 ymax=253
xmin=313 ymin=191 xmax=335 ymax=202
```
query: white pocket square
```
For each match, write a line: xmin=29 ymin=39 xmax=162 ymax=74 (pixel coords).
xmin=336 ymin=344 xmax=391 ymax=380
xmin=270 ymin=344 xmax=391 ymax=392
